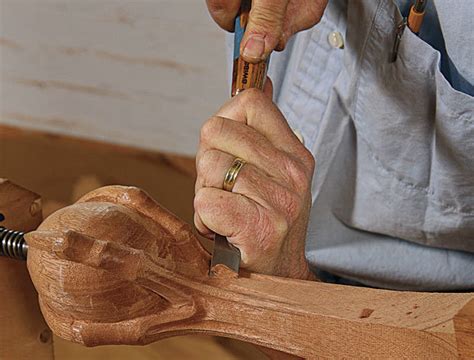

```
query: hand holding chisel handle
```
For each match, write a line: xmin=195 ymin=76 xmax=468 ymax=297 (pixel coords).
xmin=210 ymin=0 xmax=270 ymax=275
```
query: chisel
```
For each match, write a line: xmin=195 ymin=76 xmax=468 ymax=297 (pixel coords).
xmin=210 ymin=0 xmax=271 ymax=276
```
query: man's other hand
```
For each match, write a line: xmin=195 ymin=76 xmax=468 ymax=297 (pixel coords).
xmin=206 ymin=0 xmax=328 ymax=62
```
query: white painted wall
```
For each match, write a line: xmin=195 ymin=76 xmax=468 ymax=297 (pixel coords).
xmin=0 ymin=0 xmax=228 ymax=156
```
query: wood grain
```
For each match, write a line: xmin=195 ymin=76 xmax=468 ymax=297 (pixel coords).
xmin=25 ymin=185 xmax=474 ymax=359
xmin=0 ymin=179 xmax=53 ymax=360
xmin=454 ymin=299 xmax=474 ymax=359
xmin=0 ymin=0 xmax=227 ymax=156
xmin=1 ymin=125 xmax=267 ymax=359
xmin=0 ymin=124 xmax=197 ymax=179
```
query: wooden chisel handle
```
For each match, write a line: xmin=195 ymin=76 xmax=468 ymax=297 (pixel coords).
xmin=231 ymin=0 xmax=270 ymax=96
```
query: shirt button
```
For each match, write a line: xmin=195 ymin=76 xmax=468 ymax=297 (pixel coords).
xmin=328 ymin=31 xmax=344 ymax=49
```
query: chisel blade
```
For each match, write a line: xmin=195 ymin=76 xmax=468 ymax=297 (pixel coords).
xmin=210 ymin=234 xmax=240 ymax=276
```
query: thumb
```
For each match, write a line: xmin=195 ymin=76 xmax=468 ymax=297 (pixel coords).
xmin=240 ymin=0 xmax=289 ymax=63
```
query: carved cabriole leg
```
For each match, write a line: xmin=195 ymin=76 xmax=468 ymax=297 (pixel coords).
xmin=196 ymin=275 xmax=474 ymax=358
xmin=0 ymin=179 xmax=53 ymax=360
xmin=25 ymin=185 xmax=474 ymax=359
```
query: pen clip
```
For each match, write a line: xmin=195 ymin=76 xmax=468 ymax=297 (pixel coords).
xmin=390 ymin=17 xmax=407 ymax=63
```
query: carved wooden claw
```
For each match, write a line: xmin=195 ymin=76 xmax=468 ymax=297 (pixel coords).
xmin=26 ymin=186 xmax=210 ymax=346
xmin=26 ymin=186 xmax=474 ymax=358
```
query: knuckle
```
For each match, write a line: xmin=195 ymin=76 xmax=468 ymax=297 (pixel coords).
xmin=255 ymin=208 xmax=288 ymax=252
xmin=298 ymin=3 xmax=325 ymax=29
xmin=196 ymin=150 xmax=225 ymax=187
xmin=268 ymin=210 xmax=289 ymax=242
xmin=280 ymin=190 xmax=302 ymax=223
xmin=267 ymin=182 xmax=302 ymax=223
xmin=200 ymin=116 xmax=226 ymax=143
xmin=301 ymin=148 xmax=316 ymax=173
xmin=275 ymin=37 xmax=288 ymax=52
xmin=197 ymin=150 xmax=217 ymax=176
xmin=283 ymin=156 xmax=310 ymax=190
xmin=193 ymin=188 xmax=207 ymax=213
xmin=251 ymin=5 xmax=284 ymax=32
xmin=193 ymin=212 xmax=208 ymax=236
xmin=206 ymin=0 xmax=227 ymax=13
xmin=310 ymin=1 xmax=328 ymax=22
xmin=206 ymin=0 xmax=240 ymax=15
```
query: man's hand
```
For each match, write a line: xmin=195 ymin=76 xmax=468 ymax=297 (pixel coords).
xmin=206 ymin=0 xmax=328 ymax=62
xmin=194 ymin=84 xmax=316 ymax=279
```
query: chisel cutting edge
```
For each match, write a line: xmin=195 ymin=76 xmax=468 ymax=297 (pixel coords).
xmin=210 ymin=234 xmax=241 ymax=276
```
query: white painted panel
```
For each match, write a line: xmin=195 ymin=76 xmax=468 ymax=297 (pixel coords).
xmin=0 ymin=0 xmax=228 ymax=155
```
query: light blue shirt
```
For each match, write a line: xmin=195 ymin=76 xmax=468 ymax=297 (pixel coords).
xmin=229 ymin=0 xmax=474 ymax=290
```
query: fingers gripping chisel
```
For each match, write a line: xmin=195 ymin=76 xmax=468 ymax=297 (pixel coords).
xmin=210 ymin=0 xmax=270 ymax=277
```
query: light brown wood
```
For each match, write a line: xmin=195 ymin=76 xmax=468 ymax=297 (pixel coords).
xmin=0 ymin=179 xmax=43 ymax=230
xmin=0 ymin=179 xmax=54 ymax=360
xmin=0 ymin=124 xmax=197 ymax=179
xmin=1 ymin=123 xmax=267 ymax=359
xmin=454 ymin=300 xmax=474 ymax=360
xmin=25 ymin=185 xmax=474 ymax=359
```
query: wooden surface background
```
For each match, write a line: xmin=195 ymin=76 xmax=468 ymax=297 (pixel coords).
xmin=1 ymin=125 xmax=267 ymax=359
xmin=0 ymin=180 xmax=54 ymax=360
xmin=0 ymin=0 xmax=228 ymax=156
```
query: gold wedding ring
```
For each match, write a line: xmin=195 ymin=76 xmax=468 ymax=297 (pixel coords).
xmin=223 ymin=158 xmax=247 ymax=192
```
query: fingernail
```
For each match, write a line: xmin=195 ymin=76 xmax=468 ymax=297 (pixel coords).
xmin=242 ymin=34 xmax=265 ymax=61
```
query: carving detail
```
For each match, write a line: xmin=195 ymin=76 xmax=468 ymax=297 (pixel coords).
xmin=25 ymin=185 xmax=474 ymax=358
xmin=27 ymin=186 xmax=209 ymax=345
